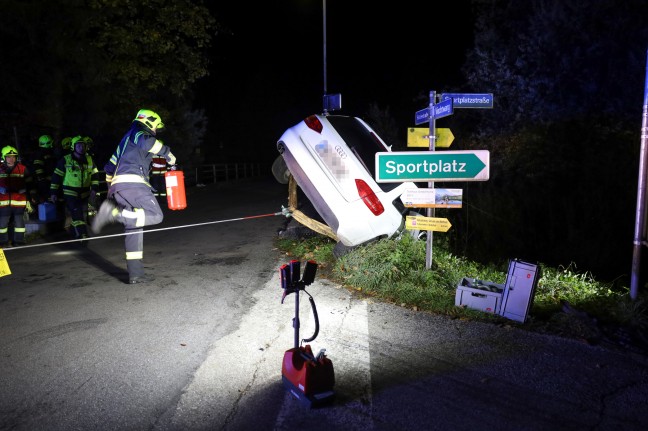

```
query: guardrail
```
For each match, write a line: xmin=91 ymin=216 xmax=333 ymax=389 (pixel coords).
xmin=25 ymin=162 xmax=266 ymax=236
xmin=194 ymin=163 xmax=263 ymax=185
xmin=93 ymin=163 xmax=264 ymax=192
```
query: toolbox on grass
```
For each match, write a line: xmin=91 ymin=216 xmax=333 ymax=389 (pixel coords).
xmin=455 ymin=259 xmax=540 ymax=323
xmin=500 ymin=259 xmax=540 ymax=322
xmin=455 ymin=278 xmax=504 ymax=314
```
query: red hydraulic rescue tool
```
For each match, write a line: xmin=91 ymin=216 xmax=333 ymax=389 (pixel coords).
xmin=279 ymin=260 xmax=335 ymax=407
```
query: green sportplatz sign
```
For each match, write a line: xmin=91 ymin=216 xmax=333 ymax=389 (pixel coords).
xmin=375 ymin=150 xmax=490 ymax=182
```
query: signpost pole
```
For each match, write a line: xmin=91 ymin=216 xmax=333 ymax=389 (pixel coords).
xmin=426 ymin=91 xmax=436 ymax=269
xmin=631 ymin=49 xmax=648 ymax=301
xmin=403 ymin=91 xmax=491 ymax=270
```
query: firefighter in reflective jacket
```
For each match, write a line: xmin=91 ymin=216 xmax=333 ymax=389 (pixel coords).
xmin=149 ymin=155 xmax=168 ymax=199
xmin=50 ymin=136 xmax=99 ymax=241
xmin=91 ymin=109 xmax=176 ymax=284
xmin=0 ymin=146 xmax=36 ymax=247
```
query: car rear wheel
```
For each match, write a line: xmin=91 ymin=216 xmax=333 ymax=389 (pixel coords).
xmin=271 ymin=155 xmax=291 ymax=184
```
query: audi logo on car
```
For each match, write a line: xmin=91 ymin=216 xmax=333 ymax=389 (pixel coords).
xmin=334 ymin=145 xmax=347 ymax=159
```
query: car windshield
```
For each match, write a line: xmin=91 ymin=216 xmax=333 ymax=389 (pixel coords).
xmin=327 ymin=116 xmax=400 ymax=193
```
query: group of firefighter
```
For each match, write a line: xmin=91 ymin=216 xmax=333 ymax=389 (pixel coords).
xmin=0 ymin=110 xmax=173 ymax=284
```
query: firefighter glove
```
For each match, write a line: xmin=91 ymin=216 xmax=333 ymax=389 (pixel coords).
xmin=166 ymin=151 xmax=176 ymax=165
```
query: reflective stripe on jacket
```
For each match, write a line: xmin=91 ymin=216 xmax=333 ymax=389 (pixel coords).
xmin=33 ymin=149 xmax=57 ymax=182
xmin=50 ymin=153 xmax=99 ymax=199
xmin=150 ymin=156 xmax=168 ymax=175
xmin=0 ymin=162 xmax=33 ymax=207
xmin=104 ymin=123 xmax=172 ymax=188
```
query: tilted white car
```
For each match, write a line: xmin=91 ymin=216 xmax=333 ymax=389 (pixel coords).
xmin=277 ymin=114 xmax=417 ymax=249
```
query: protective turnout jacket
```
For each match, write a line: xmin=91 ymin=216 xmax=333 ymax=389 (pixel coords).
xmin=0 ymin=162 xmax=34 ymax=207
xmin=33 ymin=148 xmax=57 ymax=182
xmin=104 ymin=123 xmax=173 ymax=190
xmin=50 ymin=153 xmax=100 ymax=199
xmin=150 ymin=156 xmax=168 ymax=175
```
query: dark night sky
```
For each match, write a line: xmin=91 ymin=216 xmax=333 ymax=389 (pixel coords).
xmin=198 ymin=1 xmax=473 ymax=162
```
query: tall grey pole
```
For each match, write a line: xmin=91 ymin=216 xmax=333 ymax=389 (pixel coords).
xmin=425 ymin=91 xmax=437 ymax=269
xmin=630 ymin=49 xmax=648 ymax=301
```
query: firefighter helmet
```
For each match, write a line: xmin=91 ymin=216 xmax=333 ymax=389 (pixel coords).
xmin=39 ymin=135 xmax=54 ymax=149
xmin=61 ymin=137 xmax=73 ymax=151
xmin=133 ymin=109 xmax=165 ymax=132
xmin=71 ymin=135 xmax=86 ymax=152
xmin=1 ymin=145 xmax=19 ymax=160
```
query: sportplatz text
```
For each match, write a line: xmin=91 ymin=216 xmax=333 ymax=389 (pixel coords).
xmin=384 ymin=160 xmax=466 ymax=176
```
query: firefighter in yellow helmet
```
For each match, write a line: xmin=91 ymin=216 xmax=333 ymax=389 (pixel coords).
xmin=50 ymin=136 xmax=100 ymax=242
xmin=61 ymin=137 xmax=73 ymax=154
xmin=32 ymin=135 xmax=57 ymax=202
xmin=92 ymin=109 xmax=176 ymax=284
xmin=0 ymin=146 xmax=36 ymax=247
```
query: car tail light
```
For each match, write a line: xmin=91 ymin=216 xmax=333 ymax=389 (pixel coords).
xmin=356 ymin=179 xmax=384 ymax=215
xmin=304 ymin=115 xmax=323 ymax=134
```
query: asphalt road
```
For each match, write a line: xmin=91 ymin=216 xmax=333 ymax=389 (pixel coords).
xmin=1 ymin=177 xmax=647 ymax=431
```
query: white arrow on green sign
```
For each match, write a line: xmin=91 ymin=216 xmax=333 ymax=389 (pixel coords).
xmin=375 ymin=150 xmax=490 ymax=182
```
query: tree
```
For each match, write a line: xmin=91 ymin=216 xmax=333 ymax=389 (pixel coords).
xmin=450 ymin=0 xmax=648 ymax=280
xmin=0 ymin=0 xmax=218 ymax=167
xmin=86 ymin=0 xmax=216 ymax=100
xmin=462 ymin=0 xmax=648 ymax=136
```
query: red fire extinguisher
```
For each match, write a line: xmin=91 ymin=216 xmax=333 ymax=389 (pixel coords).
xmin=165 ymin=170 xmax=187 ymax=210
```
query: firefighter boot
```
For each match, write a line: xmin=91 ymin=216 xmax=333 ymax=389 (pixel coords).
xmin=72 ymin=225 xmax=89 ymax=247
xmin=91 ymin=199 xmax=120 ymax=233
xmin=127 ymin=260 xmax=155 ymax=284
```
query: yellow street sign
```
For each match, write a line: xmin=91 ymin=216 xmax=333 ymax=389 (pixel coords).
xmin=405 ymin=215 xmax=452 ymax=232
xmin=407 ymin=127 xmax=455 ymax=148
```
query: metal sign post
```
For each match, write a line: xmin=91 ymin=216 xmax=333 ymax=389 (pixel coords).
xmin=426 ymin=91 xmax=437 ymax=269
xmin=631 ymin=50 xmax=648 ymax=301
xmin=407 ymin=91 xmax=493 ymax=270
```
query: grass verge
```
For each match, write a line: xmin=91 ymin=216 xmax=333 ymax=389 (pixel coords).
xmin=275 ymin=232 xmax=648 ymax=353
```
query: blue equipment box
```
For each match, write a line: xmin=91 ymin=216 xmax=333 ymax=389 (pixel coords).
xmin=38 ymin=203 xmax=57 ymax=222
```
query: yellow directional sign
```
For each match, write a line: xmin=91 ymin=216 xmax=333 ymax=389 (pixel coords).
xmin=407 ymin=128 xmax=455 ymax=148
xmin=405 ymin=215 xmax=452 ymax=232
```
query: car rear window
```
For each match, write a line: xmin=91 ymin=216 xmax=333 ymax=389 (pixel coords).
xmin=327 ymin=116 xmax=400 ymax=192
